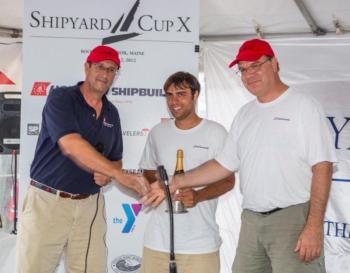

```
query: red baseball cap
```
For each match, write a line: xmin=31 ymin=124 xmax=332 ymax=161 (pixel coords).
xmin=228 ymin=39 xmax=275 ymax=68
xmin=86 ymin=45 xmax=121 ymax=67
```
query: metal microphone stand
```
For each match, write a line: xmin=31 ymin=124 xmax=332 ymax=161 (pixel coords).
xmin=157 ymin=166 xmax=177 ymax=273
xmin=11 ymin=149 xmax=18 ymax=235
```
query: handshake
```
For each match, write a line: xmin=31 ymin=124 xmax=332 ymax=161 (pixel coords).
xmin=93 ymin=170 xmax=155 ymax=197
xmin=93 ymin=166 xmax=190 ymax=208
xmin=120 ymin=170 xmax=183 ymax=206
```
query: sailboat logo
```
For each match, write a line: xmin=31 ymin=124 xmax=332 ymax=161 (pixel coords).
xmin=103 ymin=0 xmax=141 ymax=45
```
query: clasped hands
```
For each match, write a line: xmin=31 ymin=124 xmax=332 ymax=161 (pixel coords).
xmin=93 ymin=171 xmax=197 ymax=208
xmin=93 ymin=171 xmax=151 ymax=197
xmin=139 ymin=175 xmax=198 ymax=208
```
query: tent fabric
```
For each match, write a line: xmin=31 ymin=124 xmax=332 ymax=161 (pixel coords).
xmin=202 ymin=34 xmax=350 ymax=129
xmin=203 ymin=34 xmax=350 ymax=273
xmin=200 ymin=0 xmax=350 ymax=38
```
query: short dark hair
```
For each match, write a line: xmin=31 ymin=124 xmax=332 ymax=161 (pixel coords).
xmin=163 ymin=71 xmax=200 ymax=96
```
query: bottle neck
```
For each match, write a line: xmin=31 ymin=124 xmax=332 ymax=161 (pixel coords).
xmin=174 ymin=157 xmax=184 ymax=175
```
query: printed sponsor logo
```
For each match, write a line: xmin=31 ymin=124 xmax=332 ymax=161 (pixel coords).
xmin=123 ymin=169 xmax=143 ymax=174
xmin=273 ymin=117 xmax=290 ymax=121
xmin=27 ymin=123 xmax=40 ymax=135
xmin=111 ymin=87 xmax=165 ymax=97
xmin=30 ymin=82 xmax=51 ymax=96
xmin=111 ymin=254 xmax=141 ymax=273
xmin=122 ymin=128 xmax=149 ymax=137
xmin=324 ymin=220 xmax=350 ymax=238
xmin=103 ymin=0 xmax=142 ymax=44
xmin=103 ymin=117 xmax=114 ymax=128
xmin=193 ymin=145 xmax=209 ymax=150
xmin=326 ymin=116 xmax=350 ymax=150
xmin=29 ymin=0 xmax=193 ymax=44
xmin=113 ymin=203 xmax=142 ymax=233
xmin=0 ymin=71 xmax=15 ymax=85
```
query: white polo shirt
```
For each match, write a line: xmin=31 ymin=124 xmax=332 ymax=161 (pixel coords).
xmin=216 ymin=88 xmax=337 ymax=212
xmin=140 ymin=119 xmax=227 ymax=254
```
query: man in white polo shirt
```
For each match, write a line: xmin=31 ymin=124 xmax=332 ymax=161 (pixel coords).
xmin=143 ymin=40 xmax=337 ymax=273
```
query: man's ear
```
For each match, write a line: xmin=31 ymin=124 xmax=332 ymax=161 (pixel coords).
xmin=84 ymin=62 xmax=90 ymax=75
xmin=271 ymin=57 xmax=280 ymax=73
xmin=193 ymin=90 xmax=199 ymax=100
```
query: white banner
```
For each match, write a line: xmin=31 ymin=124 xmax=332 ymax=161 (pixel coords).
xmin=203 ymin=36 xmax=350 ymax=273
xmin=21 ymin=1 xmax=199 ymax=273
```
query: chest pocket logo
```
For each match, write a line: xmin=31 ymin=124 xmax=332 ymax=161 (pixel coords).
xmin=103 ymin=117 xmax=114 ymax=128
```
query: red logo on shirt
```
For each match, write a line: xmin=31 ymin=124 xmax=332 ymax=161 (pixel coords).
xmin=31 ymin=82 xmax=51 ymax=96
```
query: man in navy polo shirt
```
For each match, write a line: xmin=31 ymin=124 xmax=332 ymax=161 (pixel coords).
xmin=16 ymin=45 xmax=149 ymax=273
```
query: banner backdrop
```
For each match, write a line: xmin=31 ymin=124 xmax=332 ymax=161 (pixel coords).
xmin=0 ymin=39 xmax=22 ymax=234
xmin=0 ymin=39 xmax=22 ymax=93
xmin=203 ymin=36 xmax=350 ymax=273
xmin=21 ymin=1 xmax=199 ymax=272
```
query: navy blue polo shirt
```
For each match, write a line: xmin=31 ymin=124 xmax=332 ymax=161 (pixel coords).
xmin=30 ymin=82 xmax=123 ymax=194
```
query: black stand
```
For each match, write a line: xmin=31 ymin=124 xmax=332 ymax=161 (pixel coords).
xmin=157 ymin=166 xmax=177 ymax=273
xmin=11 ymin=150 xmax=18 ymax=235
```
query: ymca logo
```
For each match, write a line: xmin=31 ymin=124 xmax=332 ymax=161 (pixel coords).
xmin=113 ymin=203 xmax=142 ymax=233
xmin=103 ymin=0 xmax=141 ymax=45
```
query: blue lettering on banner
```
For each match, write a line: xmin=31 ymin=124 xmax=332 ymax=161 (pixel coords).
xmin=332 ymin=178 xmax=350 ymax=183
xmin=113 ymin=217 xmax=123 ymax=224
xmin=324 ymin=220 xmax=350 ymax=238
xmin=326 ymin=116 xmax=350 ymax=150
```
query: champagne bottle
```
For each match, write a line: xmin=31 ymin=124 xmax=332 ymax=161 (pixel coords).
xmin=174 ymin=149 xmax=184 ymax=175
xmin=173 ymin=149 xmax=187 ymax=213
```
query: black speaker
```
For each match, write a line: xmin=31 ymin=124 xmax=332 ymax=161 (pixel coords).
xmin=0 ymin=92 xmax=21 ymax=154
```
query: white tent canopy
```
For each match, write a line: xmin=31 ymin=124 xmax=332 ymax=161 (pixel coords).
xmin=1 ymin=0 xmax=350 ymax=39
xmin=200 ymin=0 xmax=350 ymax=39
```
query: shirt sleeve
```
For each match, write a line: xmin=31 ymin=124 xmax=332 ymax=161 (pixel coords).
xmin=211 ymin=123 xmax=228 ymax=157
xmin=139 ymin=128 xmax=158 ymax=170
xmin=215 ymin=116 xmax=241 ymax=172
xmin=299 ymin=95 xmax=337 ymax=166
xmin=43 ymin=87 xmax=80 ymax=144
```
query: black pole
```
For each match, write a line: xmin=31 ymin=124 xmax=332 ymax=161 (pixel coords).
xmin=11 ymin=150 xmax=18 ymax=235
xmin=157 ymin=166 xmax=177 ymax=273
